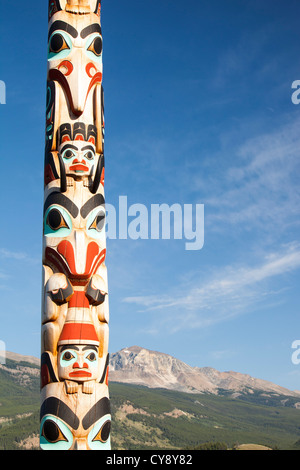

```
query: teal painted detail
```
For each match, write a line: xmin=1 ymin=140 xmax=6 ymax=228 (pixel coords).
xmin=48 ymin=30 xmax=72 ymax=61
xmin=86 ymin=206 xmax=106 ymax=240
xmin=40 ymin=416 xmax=73 ymax=450
xmin=88 ymin=414 xmax=111 ymax=450
xmin=44 ymin=205 xmax=72 ymax=238
xmin=85 ymin=33 xmax=103 ymax=64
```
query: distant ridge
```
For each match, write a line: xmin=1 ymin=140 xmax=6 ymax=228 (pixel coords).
xmin=6 ymin=351 xmax=40 ymax=367
xmin=109 ymin=346 xmax=300 ymax=398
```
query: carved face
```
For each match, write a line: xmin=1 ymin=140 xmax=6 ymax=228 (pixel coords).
xmin=58 ymin=344 xmax=101 ymax=381
xmin=43 ymin=189 xmax=106 ymax=279
xmin=40 ymin=383 xmax=111 ymax=450
xmin=59 ymin=140 xmax=96 ymax=177
xmin=47 ymin=10 xmax=103 ymax=116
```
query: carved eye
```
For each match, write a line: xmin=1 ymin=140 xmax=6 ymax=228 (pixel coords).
xmin=44 ymin=205 xmax=72 ymax=238
xmin=86 ymin=352 xmax=97 ymax=362
xmin=62 ymin=351 xmax=75 ymax=361
xmin=48 ymin=31 xmax=72 ymax=61
xmin=88 ymin=211 xmax=105 ymax=232
xmin=87 ymin=36 xmax=102 ymax=57
xmin=84 ymin=151 xmax=94 ymax=160
xmin=50 ymin=33 xmax=70 ymax=54
xmin=62 ymin=149 xmax=76 ymax=160
xmin=47 ymin=208 xmax=69 ymax=231
xmin=40 ymin=416 xmax=73 ymax=450
xmin=42 ymin=419 xmax=68 ymax=444
xmin=92 ymin=420 xmax=110 ymax=443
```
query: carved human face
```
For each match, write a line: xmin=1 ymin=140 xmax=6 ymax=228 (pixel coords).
xmin=59 ymin=141 xmax=96 ymax=177
xmin=58 ymin=345 xmax=100 ymax=381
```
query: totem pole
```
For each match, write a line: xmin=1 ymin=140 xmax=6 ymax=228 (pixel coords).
xmin=40 ymin=0 xmax=110 ymax=450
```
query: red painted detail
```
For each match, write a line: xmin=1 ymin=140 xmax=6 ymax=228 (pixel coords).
xmin=71 ymin=279 xmax=89 ymax=287
xmin=86 ymin=72 xmax=102 ymax=100
xmin=58 ymin=60 xmax=73 ymax=76
xmin=62 ymin=135 xmax=71 ymax=143
xmin=59 ymin=322 xmax=99 ymax=343
xmin=41 ymin=364 xmax=50 ymax=388
xmin=44 ymin=164 xmax=56 ymax=185
xmin=69 ymin=163 xmax=89 ymax=172
xmin=46 ymin=104 xmax=54 ymax=127
xmin=86 ymin=63 xmax=96 ymax=78
xmin=84 ymin=242 xmax=100 ymax=274
xmin=45 ymin=243 xmax=106 ymax=279
xmin=100 ymin=167 xmax=105 ymax=186
xmin=69 ymin=371 xmax=92 ymax=378
xmin=57 ymin=240 xmax=76 ymax=274
xmin=68 ymin=291 xmax=89 ymax=309
xmin=92 ymin=248 xmax=106 ymax=275
xmin=105 ymin=365 xmax=109 ymax=386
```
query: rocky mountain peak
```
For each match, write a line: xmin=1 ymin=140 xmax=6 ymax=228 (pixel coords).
xmin=109 ymin=346 xmax=300 ymax=398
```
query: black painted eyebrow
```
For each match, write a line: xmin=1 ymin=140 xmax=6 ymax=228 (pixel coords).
xmin=40 ymin=397 xmax=80 ymax=430
xmin=82 ymin=345 xmax=98 ymax=351
xmin=59 ymin=345 xmax=80 ymax=352
xmin=80 ymin=194 xmax=105 ymax=219
xmin=48 ymin=20 xmax=78 ymax=40
xmin=44 ymin=191 xmax=79 ymax=219
xmin=80 ymin=23 xmax=102 ymax=39
xmin=82 ymin=397 xmax=110 ymax=430
xmin=60 ymin=144 xmax=78 ymax=152
xmin=58 ymin=345 xmax=98 ymax=352
xmin=82 ymin=145 xmax=95 ymax=152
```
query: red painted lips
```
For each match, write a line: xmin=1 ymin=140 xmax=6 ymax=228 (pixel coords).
xmin=69 ymin=371 xmax=92 ymax=378
xmin=69 ymin=163 xmax=89 ymax=172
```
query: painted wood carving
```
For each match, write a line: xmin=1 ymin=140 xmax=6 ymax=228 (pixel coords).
xmin=40 ymin=0 xmax=110 ymax=450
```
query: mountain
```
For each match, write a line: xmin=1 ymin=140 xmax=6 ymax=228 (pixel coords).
xmin=5 ymin=351 xmax=40 ymax=367
xmin=109 ymin=346 xmax=300 ymax=399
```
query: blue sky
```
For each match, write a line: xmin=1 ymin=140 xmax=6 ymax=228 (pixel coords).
xmin=0 ymin=0 xmax=300 ymax=391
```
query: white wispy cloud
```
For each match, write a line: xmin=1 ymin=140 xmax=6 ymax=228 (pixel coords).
xmin=190 ymin=115 xmax=300 ymax=240
xmin=0 ymin=248 xmax=39 ymax=263
xmin=123 ymin=242 xmax=300 ymax=333
xmin=0 ymin=248 xmax=28 ymax=260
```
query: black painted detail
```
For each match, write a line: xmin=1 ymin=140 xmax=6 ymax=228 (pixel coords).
xmin=82 ymin=397 xmax=111 ymax=430
xmin=86 ymin=278 xmax=106 ymax=306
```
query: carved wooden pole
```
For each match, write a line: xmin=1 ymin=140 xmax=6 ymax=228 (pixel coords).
xmin=40 ymin=0 xmax=110 ymax=450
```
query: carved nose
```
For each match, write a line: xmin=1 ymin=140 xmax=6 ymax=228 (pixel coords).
xmin=73 ymin=361 xmax=88 ymax=369
xmin=73 ymin=438 xmax=88 ymax=450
